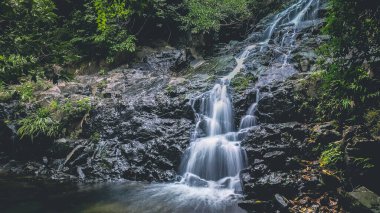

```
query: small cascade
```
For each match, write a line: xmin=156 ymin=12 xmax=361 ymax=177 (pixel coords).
xmin=239 ymin=89 xmax=259 ymax=129
xmin=239 ymin=0 xmax=321 ymax=129
xmin=179 ymin=0 xmax=322 ymax=199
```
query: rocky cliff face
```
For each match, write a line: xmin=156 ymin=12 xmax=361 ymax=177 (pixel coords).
xmin=0 ymin=47 xmax=198 ymax=182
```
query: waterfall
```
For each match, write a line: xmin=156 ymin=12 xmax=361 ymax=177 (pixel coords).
xmin=179 ymin=0 xmax=321 ymax=194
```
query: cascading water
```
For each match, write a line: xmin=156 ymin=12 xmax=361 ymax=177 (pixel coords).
xmin=179 ymin=0 xmax=321 ymax=199
xmin=92 ymin=1 xmax=324 ymax=212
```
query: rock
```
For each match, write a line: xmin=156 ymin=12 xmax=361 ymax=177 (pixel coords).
xmin=255 ymin=81 xmax=298 ymax=123
xmin=238 ymin=200 xmax=272 ymax=212
xmin=274 ymin=194 xmax=289 ymax=210
xmin=346 ymin=186 xmax=380 ymax=213
xmin=343 ymin=126 xmax=380 ymax=193
xmin=320 ymin=169 xmax=341 ymax=189
xmin=310 ymin=122 xmax=341 ymax=145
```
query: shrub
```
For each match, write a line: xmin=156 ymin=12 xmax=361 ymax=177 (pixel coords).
xmin=62 ymin=97 xmax=92 ymax=120
xmin=181 ymin=0 xmax=250 ymax=33
xmin=13 ymin=80 xmax=52 ymax=102
xmin=17 ymin=106 xmax=60 ymax=140
xmin=316 ymin=0 xmax=380 ymax=122
xmin=17 ymin=97 xmax=92 ymax=140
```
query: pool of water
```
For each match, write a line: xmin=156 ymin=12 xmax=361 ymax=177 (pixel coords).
xmin=0 ymin=176 xmax=246 ymax=213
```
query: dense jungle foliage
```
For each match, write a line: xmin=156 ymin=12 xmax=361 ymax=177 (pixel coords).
xmin=0 ymin=0 xmax=284 ymax=85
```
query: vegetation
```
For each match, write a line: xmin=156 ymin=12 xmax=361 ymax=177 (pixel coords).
xmin=17 ymin=98 xmax=92 ymax=140
xmin=0 ymin=0 xmax=287 ymax=87
xmin=316 ymin=0 xmax=380 ymax=123
xmin=320 ymin=143 xmax=344 ymax=170
xmin=364 ymin=109 xmax=380 ymax=137
xmin=181 ymin=0 xmax=250 ymax=33
xmin=231 ymin=74 xmax=257 ymax=92
xmin=17 ymin=104 xmax=61 ymax=140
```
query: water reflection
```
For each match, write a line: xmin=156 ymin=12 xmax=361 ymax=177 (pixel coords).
xmin=0 ymin=177 xmax=245 ymax=213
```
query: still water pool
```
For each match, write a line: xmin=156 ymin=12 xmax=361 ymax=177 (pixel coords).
xmin=0 ymin=176 xmax=245 ymax=213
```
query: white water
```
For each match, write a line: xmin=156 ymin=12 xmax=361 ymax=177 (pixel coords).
xmin=126 ymin=0 xmax=324 ymax=212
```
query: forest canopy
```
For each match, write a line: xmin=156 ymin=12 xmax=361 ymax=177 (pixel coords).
xmin=0 ymin=0 xmax=273 ymax=84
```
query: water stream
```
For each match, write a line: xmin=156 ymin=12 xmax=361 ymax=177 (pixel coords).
xmin=179 ymin=0 xmax=321 ymax=199
xmin=0 ymin=0 xmax=322 ymax=212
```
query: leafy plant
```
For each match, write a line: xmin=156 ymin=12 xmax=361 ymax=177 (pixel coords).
xmin=316 ymin=0 xmax=380 ymax=122
xmin=181 ymin=0 xmax=250 ymax=33
xmin=90 ymin=132 xmax=101 ymax=143
xmin=320 ymin=143 xmax=344 ymax=170
xmin=13 ymin=80 xmax=52 ymax=102
xmin=17 ymin=106 xmax=60 ymax=140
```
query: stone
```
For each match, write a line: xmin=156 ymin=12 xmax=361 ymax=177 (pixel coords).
xmin=274 ymin=194 xmax=289 ymax=209
xmin=347 ymin=186 xmax=380 ymax=213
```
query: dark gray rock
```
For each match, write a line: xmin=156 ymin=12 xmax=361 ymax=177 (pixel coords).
xmin=343 ymin=126 xmax=380 ymax=193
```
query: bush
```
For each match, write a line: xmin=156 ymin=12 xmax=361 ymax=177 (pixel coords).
xmin=17 ymin=106 xmax=60 ymax=140
xmin=0 ymin=82 xmax=14 ymax=102
xmin=181 ymin=0 xmax=250 ymax=33
xmin=17 ymin=97 xmax=92 ymax=140
xmin=13 ymin=80 xmax=52 ymax=102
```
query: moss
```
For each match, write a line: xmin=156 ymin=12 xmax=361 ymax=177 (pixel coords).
xmin=90 ymin=132 xmax=101 ymax=143
xmin=231 ymin=73 xmax=257 ymax=92
xmin=165 ymin=84 xmax=175 ymax=94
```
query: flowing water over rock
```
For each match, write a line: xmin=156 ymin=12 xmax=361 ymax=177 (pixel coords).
xmin=177 ymin=0 xmax=322 ymax=208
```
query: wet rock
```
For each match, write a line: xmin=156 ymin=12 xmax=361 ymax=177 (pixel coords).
xmin=238 ymin=200 xmax=272 ymax=212
xmin=346 ymin=186 xmax=380 ymax=213
xmin=310 ymin=122 xmax=341 ymax=145
xmin=274 ymin=194 xmax=289 ymax=210
xmin=250 ymin=172 xmax=299 ymax=200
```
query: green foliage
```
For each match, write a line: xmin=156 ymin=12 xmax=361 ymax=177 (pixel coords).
xmin=316 ymin=0 xmax=380 ymax=122
xmin=0 ymin=82 xmax=14 ymax=102
xmin=165 ymin=84 xmax=175 ymax=94
xmin=62 ymin=97 xmax=92 ymax=121
xmin=0 ymin=0 xmax=59 ymax=83
xmin=352 ymin=157 xmax=375 ymax=169
xmin=364 ymin=109 xmax=380 ymax=137
xmin=13 ymin=80 xmax=52 ymax=102
xmin=231 ymin=74 xmax=257 ymax=92
xmin=17 ymin=105 xmax=60 ymax=140
xmin=320 ymin=143 xmax=344 ymax=170
xmin=17 ymin=97 xmax=92 ymax=140
xmin=90 ymin=132 xmax=101 ymax=143
xmin=182 ymin=0 xmax=250 ymax=33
